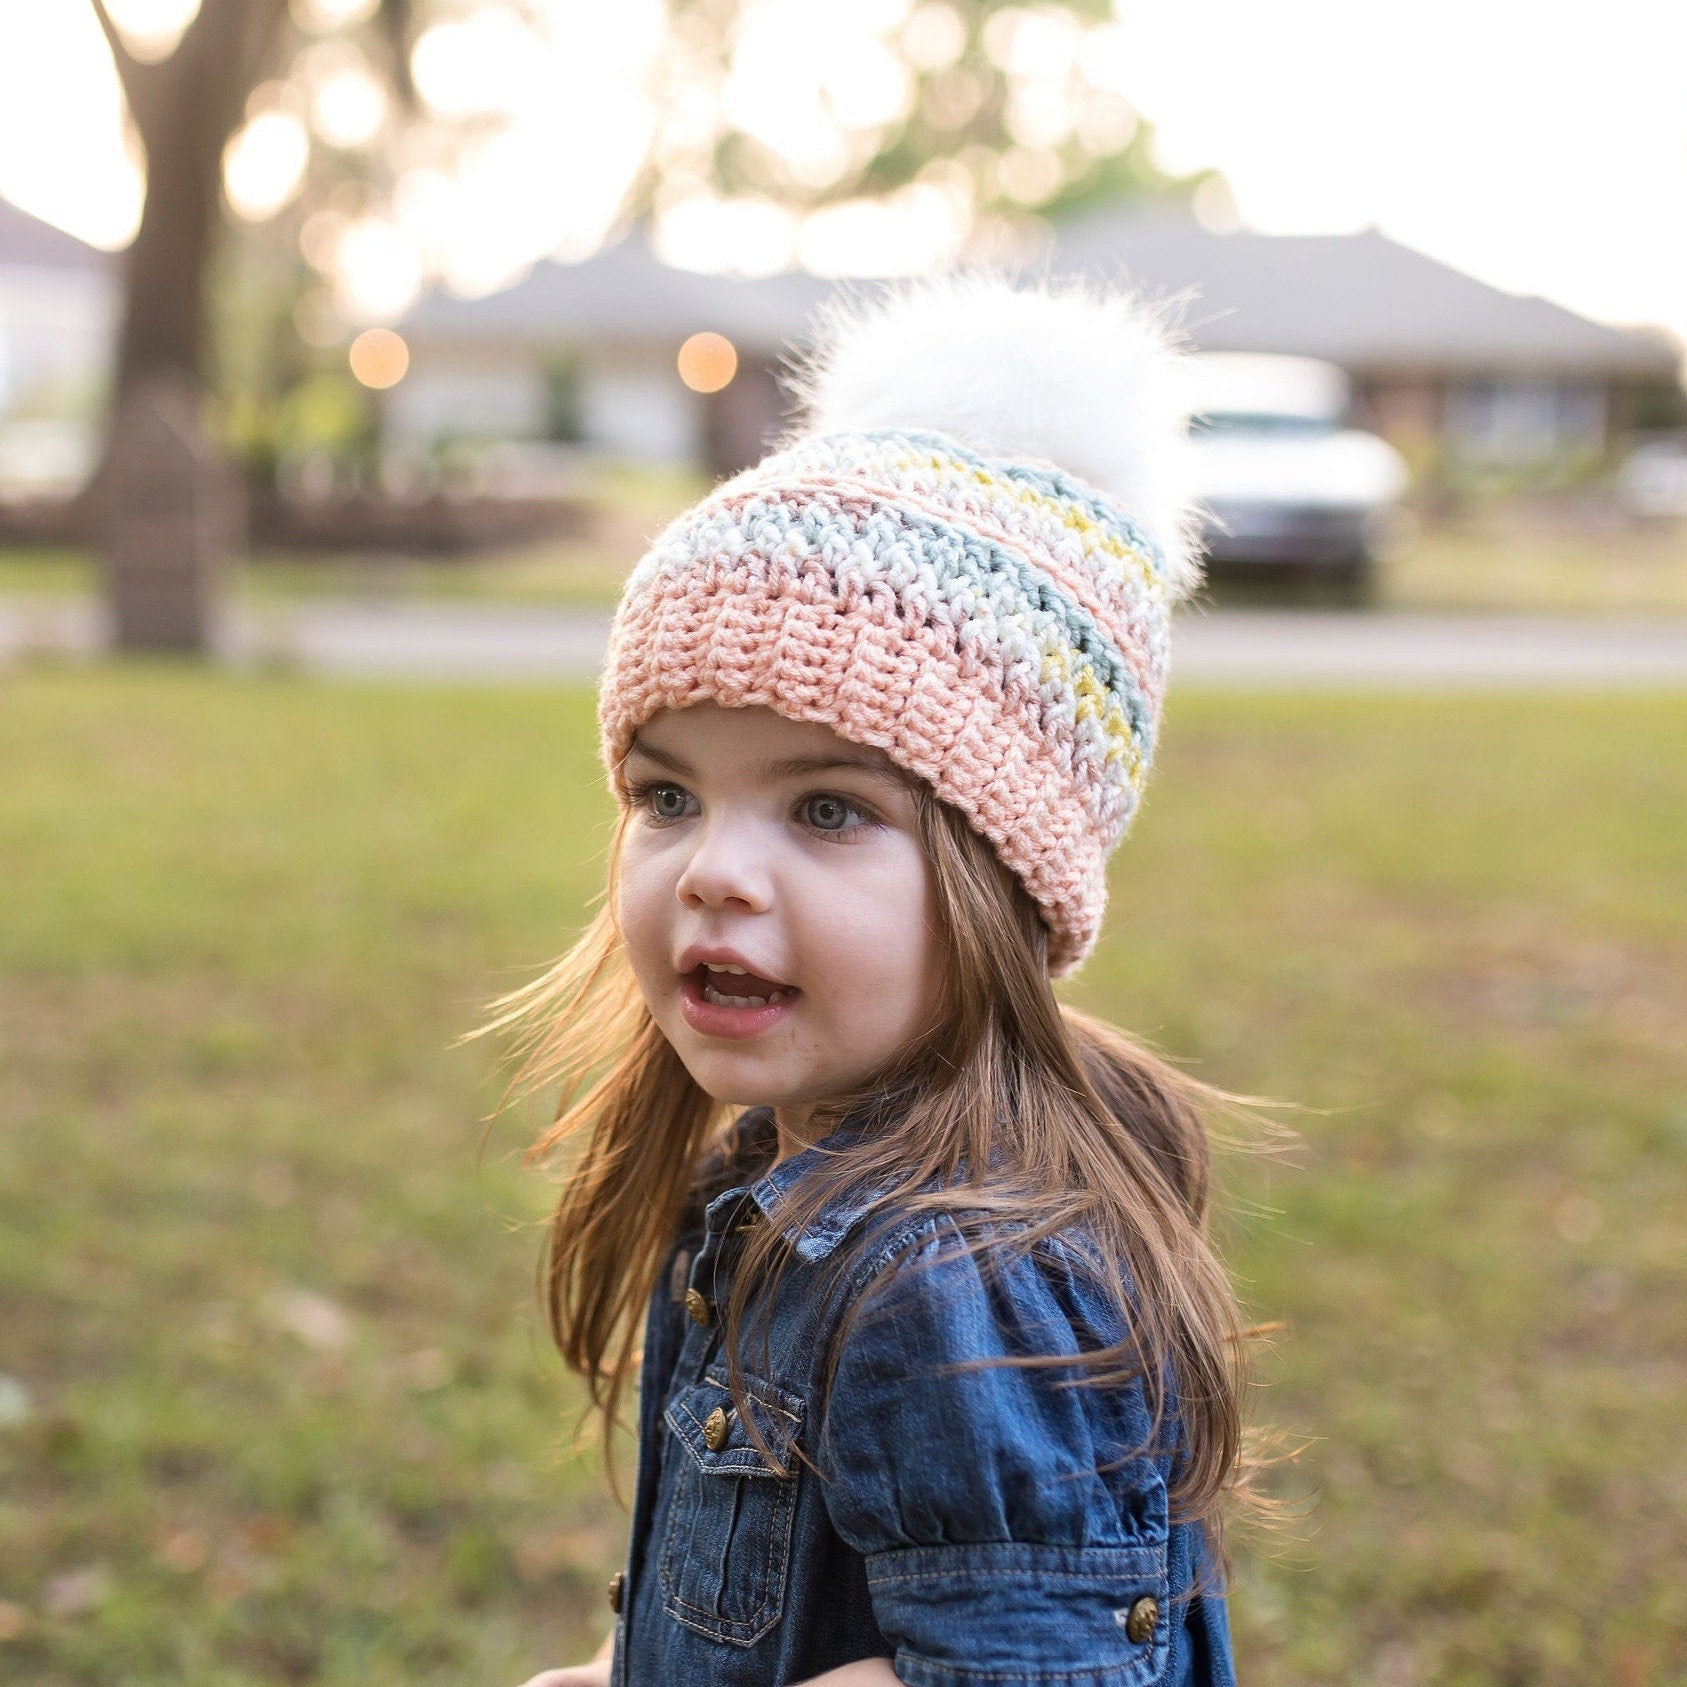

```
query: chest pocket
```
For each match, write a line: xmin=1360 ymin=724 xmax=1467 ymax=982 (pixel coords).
xmin=658 ymin=1367 xmax=805 ymax=1646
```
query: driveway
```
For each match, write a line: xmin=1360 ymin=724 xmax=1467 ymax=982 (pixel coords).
xmin=4 ymin=597 xmax=1686 ymax=686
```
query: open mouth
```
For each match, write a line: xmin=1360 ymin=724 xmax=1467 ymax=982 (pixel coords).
xmin=686 ymin=962 xmax=799 ymax=1009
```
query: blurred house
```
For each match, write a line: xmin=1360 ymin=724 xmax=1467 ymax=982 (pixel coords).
xmin=1054 ymin=204 xmax=1683 ymax=481
xmin=0 ymin=197 xmax=118 ymax=496
xmin=396 ymin=234 xmax=827 ymax=481
xmin=393 ymin=210 xmax=1683 ymax=486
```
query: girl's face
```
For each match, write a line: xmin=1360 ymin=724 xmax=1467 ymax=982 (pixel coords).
xmin=614 ymin=704 xmax=942 ymax=1132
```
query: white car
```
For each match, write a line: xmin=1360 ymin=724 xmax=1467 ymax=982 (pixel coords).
xmin=1616 ymin=432 xmax=1687 ymax=525
xmin=1187 ymin=353 xmax=1413 ymax=603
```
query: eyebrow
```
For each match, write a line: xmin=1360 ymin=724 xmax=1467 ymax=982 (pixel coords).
xmin=625 ymin=734 xmax=912 ymax=790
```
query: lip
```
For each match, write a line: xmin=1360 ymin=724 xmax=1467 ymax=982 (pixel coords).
xmin=676 ymin=944 xmax=794 ymax=987
xmin=675 ymin=945 xmax=800 ymax=1042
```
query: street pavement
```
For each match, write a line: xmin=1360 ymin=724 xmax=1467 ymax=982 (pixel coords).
xmin=4 ymin=595 xmax=1687 ymax=686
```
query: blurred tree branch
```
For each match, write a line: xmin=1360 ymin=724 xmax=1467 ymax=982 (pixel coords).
xmin=648 ymin=0 xmax=1204 ymax=260
xmin=88 ymin=0 xmax=161 ymax=129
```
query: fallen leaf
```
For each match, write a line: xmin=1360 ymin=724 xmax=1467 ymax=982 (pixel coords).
xmin=43 ymin=1566 xmax=110 ymax=1619
xmin=263 ymin=1287 xmax=353 ymax=1352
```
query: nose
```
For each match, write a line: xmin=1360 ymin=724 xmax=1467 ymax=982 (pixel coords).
xmin=674 ymin=815 xmax=773 ymax=914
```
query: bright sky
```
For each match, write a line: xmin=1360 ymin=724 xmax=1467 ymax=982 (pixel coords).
xmin=1 ymin=0 xmax=1683 ymax=347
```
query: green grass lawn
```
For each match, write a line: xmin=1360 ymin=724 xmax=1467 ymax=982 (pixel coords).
xmin=1 ymin=670 xmax=1684 ymax=1686
xmin=1379 ymin=513 xmax=1687 ymax=616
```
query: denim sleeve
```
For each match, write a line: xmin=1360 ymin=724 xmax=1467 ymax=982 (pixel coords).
xmin=818 ymin=1220 xmax=1174 ymax=1687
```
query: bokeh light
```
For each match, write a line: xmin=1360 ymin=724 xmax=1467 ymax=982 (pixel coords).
xmin=105 ymin=0 xmax=199 ymax=64
xmin=291 ymin=0 xmax=378 ymax=30
xmin=899 ymin=3 xmax=966 ymax=71
xmin=676 ymin=332 xmax=738 ymax=394
xmin=222 ymin=110 xmax=310 ymax=221
xmin=655 ymin=195 xmax=797 ymax=277
xmin=347 ymin=327 xmax=410 ymax=389
xmin=306 ymin=50 xmax=389 ymax=150
xmin=334 ymin=219 xmax=424 ymax=321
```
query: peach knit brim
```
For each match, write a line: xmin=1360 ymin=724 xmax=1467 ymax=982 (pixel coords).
xmin=597 ymin=561 xmax=1111 ymax=976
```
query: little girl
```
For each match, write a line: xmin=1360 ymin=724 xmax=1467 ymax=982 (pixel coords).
xmin=481 ymin=275 xmax=1263 ymax=1687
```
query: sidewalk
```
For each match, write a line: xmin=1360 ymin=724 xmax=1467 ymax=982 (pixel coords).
xmin=5 ymin=595 xmax=1687 ymax=686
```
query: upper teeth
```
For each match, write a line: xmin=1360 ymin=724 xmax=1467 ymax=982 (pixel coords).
xmin=697 ymin=961 xmax=792 ymax=1009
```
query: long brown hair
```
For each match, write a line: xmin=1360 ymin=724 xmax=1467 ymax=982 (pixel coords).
xmin=463 ymin=774 xmax=1287 ymax=1563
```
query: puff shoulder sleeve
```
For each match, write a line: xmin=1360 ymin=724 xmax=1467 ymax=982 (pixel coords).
xmin=817 ymin=1218 xmax=1176 ymax=1687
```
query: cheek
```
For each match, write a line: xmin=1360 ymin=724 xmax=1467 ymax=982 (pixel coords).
xmin=811 ymin=847 xmax=940 ymax=1022
xmin=614 ymin=848 xmax=672 ymax=976
xmin=895 ymin=869 xmax=943 ymax=1014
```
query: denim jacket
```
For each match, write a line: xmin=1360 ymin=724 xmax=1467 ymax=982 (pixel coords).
xmin=607 ymin=1106 xmax=1238 ymax=1687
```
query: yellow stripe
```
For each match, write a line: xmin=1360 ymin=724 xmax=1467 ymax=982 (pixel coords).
xmin=922 ymin=451 xmax=1160 ymax=590
xmin=1039 ymin=648 xmax=1144 ymax=790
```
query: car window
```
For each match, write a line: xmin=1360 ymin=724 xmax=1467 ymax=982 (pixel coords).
xmin=1190 ymin=411 xmax=1340 ymax=437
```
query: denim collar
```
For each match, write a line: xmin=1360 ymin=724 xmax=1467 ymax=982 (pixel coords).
xmin=701 ymin=1104 xmax=909 ymax=1265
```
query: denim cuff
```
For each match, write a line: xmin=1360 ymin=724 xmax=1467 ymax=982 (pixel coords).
xmin=867 ymin=1541 xmax=1171 ymax=1687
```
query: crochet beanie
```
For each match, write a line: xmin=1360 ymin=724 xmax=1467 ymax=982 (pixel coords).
xmin=596 ymin=274 xmax=1204 ymax=976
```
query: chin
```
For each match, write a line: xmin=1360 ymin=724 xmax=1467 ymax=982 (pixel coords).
xmin=673 ymin=1046 xmax=790 ymax=1101
xmin=692 ymin=1064 xmax=832 ymax=1118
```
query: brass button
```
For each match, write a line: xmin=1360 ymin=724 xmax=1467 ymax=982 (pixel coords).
xmin=1124 ymin=1595 xmax=1158 ymax=1645
xmin=607 ymin=1570 xmax=625 ymax=1614
xmin=683 ymin=1287 xmax=712 ymax=1327
xmin=703 ymin=1405 xmax=731 ymax=1451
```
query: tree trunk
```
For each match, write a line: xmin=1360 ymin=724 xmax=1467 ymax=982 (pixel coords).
xmin=91 ymin=0 xmax=288 ymax=653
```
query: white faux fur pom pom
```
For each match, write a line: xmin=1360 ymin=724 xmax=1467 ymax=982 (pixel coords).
xmin=793 ymin=273 xmax=1206 ymax=600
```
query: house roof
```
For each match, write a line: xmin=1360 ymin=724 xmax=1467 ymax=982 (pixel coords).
xmin=403 ymin=228 xmax=828 ymax=357
xmin=0 ymin=197 xmax=114 ymax=273
xmin=1048 ymin=204 xmax=1679 ymax=377
xmin=403 ymin=208 xmax=1680 ymax=382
